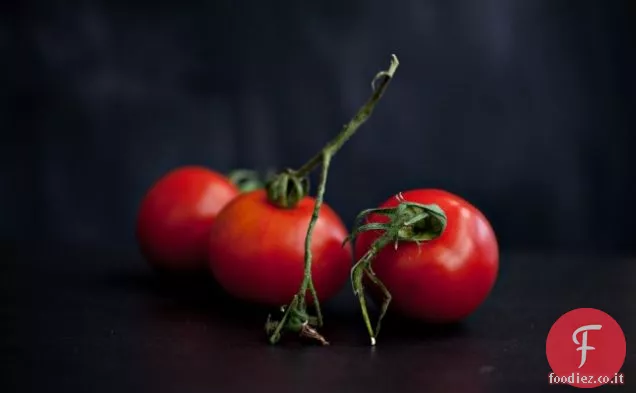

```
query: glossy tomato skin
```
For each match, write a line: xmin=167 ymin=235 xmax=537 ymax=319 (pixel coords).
xmin=355 ymin=189 xmax=498 ymax=323
xmin=208 ymin=189 xmax=352 ymax=307
xmin=136 ymin=166 xmax=239 ymax=273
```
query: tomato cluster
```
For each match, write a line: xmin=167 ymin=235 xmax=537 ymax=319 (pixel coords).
xmin=134 ymin=54 xmax=499 ymax=345
xmin=136 ymin=168 xmax=498 ymax=322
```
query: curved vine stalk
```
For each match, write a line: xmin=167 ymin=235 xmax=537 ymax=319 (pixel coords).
xmin=345 ymin=195 xmax=447 ymax=345
xmin=265 ymin=54 xmax=400 ymax=345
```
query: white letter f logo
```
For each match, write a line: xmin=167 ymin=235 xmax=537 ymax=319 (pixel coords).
xmin=573 ymin=324 xmax=602 ymax=368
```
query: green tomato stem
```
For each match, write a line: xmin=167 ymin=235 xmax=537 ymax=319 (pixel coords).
xmin=266 ymin=296 xmax=298 ymax=344
xmin=297 ymin=151 xmax=332 ymax=327
xmin=347 ymin=199 xmax=448 ymax=346
xmin=227 ymin=169 xmax=264 ymax=192
xmin=351 ymin=234 xmax=392 ymax=345
xmin=265 ymin=54 xmax=401 ymax=345
xmin=293 ymin=54 xmax=400 ymax=179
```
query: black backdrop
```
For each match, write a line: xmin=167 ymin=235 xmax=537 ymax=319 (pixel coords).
xmin=6 ymin=0 xmax=635 ymax=253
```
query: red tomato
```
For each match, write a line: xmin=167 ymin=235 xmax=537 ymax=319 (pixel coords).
xmin=355 ymin=189 xmax=499 ymax=323
xmin=208 ymin=189 xmax=351 ymax=307
xmin=136 ymin=166 xmax=239 ymax=273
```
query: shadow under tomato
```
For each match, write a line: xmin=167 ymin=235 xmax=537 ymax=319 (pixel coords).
xmin=103 ymin=260 xmax=472 ymax=347
xmin=352 ymin=310 xmax=469 ymax=345
xmin=103 ymin=267 xmax=275 ymax=325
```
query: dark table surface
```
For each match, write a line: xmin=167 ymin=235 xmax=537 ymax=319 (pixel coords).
xmin=2 ymin=243 xmax=634 ymax=393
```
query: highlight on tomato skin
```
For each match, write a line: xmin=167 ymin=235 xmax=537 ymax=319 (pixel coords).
xmin=136 ymin=166 xmax=240 ymax=274
xmin=354 ymin=189 xmax=499 ymax=324
xmin=207 ymin=189 xmax=352 ymax=308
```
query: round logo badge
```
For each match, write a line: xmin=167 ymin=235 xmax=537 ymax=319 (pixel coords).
xmin=546 ymin=308 xmax=626 ymax=388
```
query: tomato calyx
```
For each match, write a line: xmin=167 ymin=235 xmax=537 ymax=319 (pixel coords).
xmin=265 ymin=169 xmax=310 ymax=209
xmin=228 ymin=169 xmax=268 ymax=192
xmin=346 ymin=193 xmax=447 ymax=247
xmin=344 ymin=193 xmax=448 ymax=345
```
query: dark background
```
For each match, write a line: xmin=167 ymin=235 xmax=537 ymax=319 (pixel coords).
xmin=5 ymin=0 xmax=635 ymax=252
xmin=3 ymin=2 xmax=636 ymax=392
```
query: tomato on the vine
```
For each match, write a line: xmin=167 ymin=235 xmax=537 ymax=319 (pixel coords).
xmin=136 ymin=166 xmax=239 ymax=273
xmin=355 ymin=189 xmax=499 ymax=323
xmin=208 ymin=189 xmax=351 ymax=307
